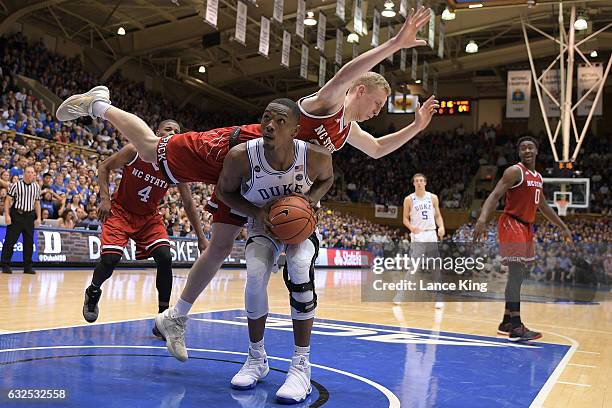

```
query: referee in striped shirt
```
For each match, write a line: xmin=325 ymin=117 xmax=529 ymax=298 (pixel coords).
xmin=2 ymin=166 xmax=41 ymax=274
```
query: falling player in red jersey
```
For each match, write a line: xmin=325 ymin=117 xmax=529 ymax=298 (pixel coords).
xmin=57 ymin=7 xmax=438 ymax=360
xmin=82 ymin=120 xmax=207 ymax=338
xmin=473 ymin=136 xmax=572 ymax=342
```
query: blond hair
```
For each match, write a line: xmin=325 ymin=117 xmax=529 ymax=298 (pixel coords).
xmin=349 ymin=72 xmax=391 ymax=95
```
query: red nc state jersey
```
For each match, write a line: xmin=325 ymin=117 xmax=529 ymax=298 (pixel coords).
xmin=297 ymin=93 xmax=352 ymax=153
xmin=503 ymin=162 xmax=543 ymax=223
xmin=113 ymin=153 xmax=170 ymax=215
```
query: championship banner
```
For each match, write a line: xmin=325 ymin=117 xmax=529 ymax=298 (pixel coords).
xmin=273 ymin=0 xmax=284 ymax=24
xmin=352 ymin=43 xmax=359 ymax=60
xmin=300 ymin=43 xmax=309 ymax=79
xmin=379 ymin=64 xmax=385 ymax=76
xmin=387 ymin=24 xmax=394 ymax=63
xmin=317 ymin=12 xmax=327 ymax=52
xmin=423 ymin=61 xmax=429 ymax=90
xmin=371 ymin=8 xmax=381 ymax=47
xmin=335 ymin=29 xmax=343 ymax=66
xmin=542 ymin=69 xmax=560 ymax=118
xmin=577 ymin=64 xmax=603 ymax=116
xmin=281 ymin=30 xmax=291 ymax=68
xmin=336 ymin=0 xmax=345 ymax=21
xmin=319 ymin=56 xmax=327 ymax=87
xmin=400 ymin=48 xmax=407 ymax=72
xmin=204 ymin=0 xmax=218 ymax=28
xmin=438 ymin=23 xmax=445 ymax=59
xmin=296 ymin=0 xmax=305 ymax=39
xmin=411 ymin=49 xmax=418 ymax=80
xmin=354 ymin=0 xmax=363 ymax=35
xmin=258 ymin=16 xmax=270 ymax=58
xmin=375 ymin=204 xmax=399 ymax=219
xmin=428 ymin=9 xmax=435 ymax=49
xmin=235 ymin=0 xmax=247 ymax=46
xmin=506 ymin=70 xmax=532 ymax=118
xmin=400 ymin=0 xmax=408 ymax=17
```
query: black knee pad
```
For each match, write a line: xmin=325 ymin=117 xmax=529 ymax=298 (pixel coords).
xmin=151 ymin=246 xmax=172 ymax=267
xmin=100 ymin=253 xmax=122 ymax=269
xmin=283 ymin=234 xmax=319 ymax=314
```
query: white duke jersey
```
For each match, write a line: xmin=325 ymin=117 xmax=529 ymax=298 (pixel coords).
xmin=241 ymin=138 xmax=313 ymax=228
xmin=409 ymin=192 xmax=437 ymax=232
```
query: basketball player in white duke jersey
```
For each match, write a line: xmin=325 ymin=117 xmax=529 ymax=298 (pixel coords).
xmin=402 ymin=173 xmax=446 ymax=308
xmin=216 ymin=98 xmax=333 ymax=404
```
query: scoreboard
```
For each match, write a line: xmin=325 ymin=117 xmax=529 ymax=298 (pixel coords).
xmin=437 ymin=99 xmax=472 ymax=115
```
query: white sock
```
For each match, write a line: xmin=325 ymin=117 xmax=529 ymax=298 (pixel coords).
xmin=92 ymin=101 xmax=111 ymax=119
xmin=294 ymin=345 xmax=310 ymax=359
xmin=249 ymin=339 xmax=265 ymax=357
xmin=170 ymin=298 xmax=192 ymax=318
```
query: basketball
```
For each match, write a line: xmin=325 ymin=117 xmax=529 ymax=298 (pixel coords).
xmin=268 ymin=196 xmax=316 ymax=244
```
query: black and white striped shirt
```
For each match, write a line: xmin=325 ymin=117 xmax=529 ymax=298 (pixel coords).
xmin=8 ymin=181 xmax=40 ymax=212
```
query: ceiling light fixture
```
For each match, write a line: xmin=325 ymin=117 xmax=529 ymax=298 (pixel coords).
xmin=117 ymin=27 xmax=126 ymax=36
xmin=304 ymin=11 xmax=317 ymax=26
xmin=574 ymin=15 xmax=588 ymax=31
xmin=465 ymin=40 xmax=478 ymax=53
xmin=347 ymin=32 xmax=359 ymax=43
xmin=442 ymin=7 xmax=456 ymax=21
xmin=198 ymin=65 xmax=206 ymax=73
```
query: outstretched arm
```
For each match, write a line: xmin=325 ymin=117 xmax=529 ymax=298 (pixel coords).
xmin=473 ymin=166 xmax=521 ymax=241
xmin=301 ymin=7 xmax=431 ymax=113
xmin=347 ymin=96 xmax=438 ymax=159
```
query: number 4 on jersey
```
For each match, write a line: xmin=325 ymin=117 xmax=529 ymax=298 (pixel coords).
xmin=137 ymin=186 xmax=152 ymax=202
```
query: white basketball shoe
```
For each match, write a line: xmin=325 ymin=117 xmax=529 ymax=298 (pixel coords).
xmin=56 ymin=85 xmax=111 ymax=121
xmin=276 ymin=355 xmax=312 ymax=404
xmin=154 ymin=309 xmax=188 ymax=362
xmin=231 ymin=347 xmax=270 ymax=390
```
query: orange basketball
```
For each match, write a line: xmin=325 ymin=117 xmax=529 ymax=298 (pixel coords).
xmin=268 ymin=196 xmax=317 ymax=244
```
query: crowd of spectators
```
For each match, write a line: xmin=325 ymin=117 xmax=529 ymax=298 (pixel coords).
xmin=0 ymin=31 xmax=608 ymax=270
xmin=325 ymin=126 xmax=480 ymax=208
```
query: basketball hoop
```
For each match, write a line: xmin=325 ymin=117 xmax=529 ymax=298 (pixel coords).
xmin=555 ymin=199 xmax=569 ymax=217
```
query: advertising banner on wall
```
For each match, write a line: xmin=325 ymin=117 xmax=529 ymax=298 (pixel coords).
xmin=29 ymin=228 xmax=371 ymax=268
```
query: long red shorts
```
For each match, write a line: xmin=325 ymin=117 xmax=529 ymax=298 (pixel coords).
xmin=101 ymin=203 xmax=170 ymax=260
xmin=497 ymin=213 xmax=535 ymax=264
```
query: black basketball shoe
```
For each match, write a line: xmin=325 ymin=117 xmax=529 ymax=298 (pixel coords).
xmin=508 ymin=324 xmax=542 ymax=342
xmin=83 ymin=286 xmax=102 ymax=323
xmin=497 ymin=321 xmax=513 ymax=335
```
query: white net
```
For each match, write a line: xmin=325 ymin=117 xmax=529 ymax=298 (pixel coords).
xmin=555 ymin=200 xmax=569 ymax=217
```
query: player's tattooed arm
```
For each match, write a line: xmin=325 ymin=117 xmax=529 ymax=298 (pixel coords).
xmin=538 ymin=196 xmax=573 ymax=242
xmin=97 ymin=144 xmax=138 ymax=222
xmin=473 ymin=165 xmax=521 ymax=241
xmin=305 ymin=144 xmax=334 ymax=206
